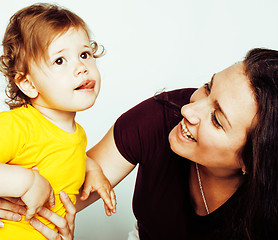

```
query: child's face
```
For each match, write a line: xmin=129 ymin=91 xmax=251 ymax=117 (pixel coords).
xmin=27 ymin=27 xmax=101 ymax=112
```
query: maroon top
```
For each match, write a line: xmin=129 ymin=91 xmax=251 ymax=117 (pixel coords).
xmin=114 ymin=88 xmax=244 ymax=240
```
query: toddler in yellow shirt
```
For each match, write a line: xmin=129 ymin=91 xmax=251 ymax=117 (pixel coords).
xmin=0 ymin=3 xmax=116 ymax=239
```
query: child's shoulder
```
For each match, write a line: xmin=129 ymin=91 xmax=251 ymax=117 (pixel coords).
xmin=0 ymin=104 xmax=37 ymax=128
xmin=0 ymin=104 xmax=32 ymax=118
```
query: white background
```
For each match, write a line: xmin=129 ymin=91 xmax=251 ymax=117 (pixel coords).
xmin=1 ymin=0 xmax=278 ymax=239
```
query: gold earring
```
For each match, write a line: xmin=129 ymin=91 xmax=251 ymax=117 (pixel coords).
xmin=242 ymin=169 xmax=247 ymax=175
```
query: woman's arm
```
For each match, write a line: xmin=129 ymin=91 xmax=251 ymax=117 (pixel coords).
xmin=76 ymin=124 xmax=135 ymax=211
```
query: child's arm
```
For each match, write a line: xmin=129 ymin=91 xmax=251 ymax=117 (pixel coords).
xmin=0 ymin=163 xmax=55 ymax=220
xmin=80 ymin=157 xmax=117 ymax=216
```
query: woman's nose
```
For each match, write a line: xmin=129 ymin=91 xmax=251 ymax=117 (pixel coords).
xmin=181 ymin=99 xmax=207 ymax=125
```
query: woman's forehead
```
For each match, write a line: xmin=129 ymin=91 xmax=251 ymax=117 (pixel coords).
xmin=212 ymin=63 xmax=257 ymax=129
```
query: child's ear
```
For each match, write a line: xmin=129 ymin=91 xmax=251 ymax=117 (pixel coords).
xmin=15 ymin=73 xmax=38 ymax=99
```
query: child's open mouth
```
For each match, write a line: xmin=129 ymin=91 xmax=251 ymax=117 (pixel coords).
xmin=74 ymin=80 xmax=95 ymax=90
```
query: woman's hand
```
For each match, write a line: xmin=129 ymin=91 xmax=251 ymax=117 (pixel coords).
xmin=30 ymin=191 xmax=76 ymax=240
xmin=0 ymin=197 xmax=27 ymax=226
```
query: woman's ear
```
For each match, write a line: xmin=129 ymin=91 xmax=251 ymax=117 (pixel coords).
xmin=241 ymin=165 xmax=247 ymax=175
xmin=15 ymin=73 xmax=38 ymax=99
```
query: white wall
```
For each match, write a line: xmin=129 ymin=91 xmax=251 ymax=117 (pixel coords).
xmin=1 ymin=0 xmax=278 ymax=239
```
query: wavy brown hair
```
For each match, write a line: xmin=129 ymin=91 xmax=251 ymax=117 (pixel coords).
xmin=0 ymin=3 xmax=104 ymax=109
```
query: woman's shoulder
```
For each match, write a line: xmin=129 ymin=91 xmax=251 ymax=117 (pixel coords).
xmin=115 ymin=88 xmax=197 ymax=128
xmin=154 ymin=88 xmax=197 ymax=108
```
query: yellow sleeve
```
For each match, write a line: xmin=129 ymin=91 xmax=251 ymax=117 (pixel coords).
xmin=0 ymin=112 xmax=26 ymax=163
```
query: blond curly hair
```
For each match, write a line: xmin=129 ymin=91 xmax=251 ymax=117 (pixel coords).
xmin=0 ymin=3 xmax=104 ymax=109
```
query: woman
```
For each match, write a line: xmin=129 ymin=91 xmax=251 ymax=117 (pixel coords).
xmin=1 ymin=48 xmax=278 ymax=239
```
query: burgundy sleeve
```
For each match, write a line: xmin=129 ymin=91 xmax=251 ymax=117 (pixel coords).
xmin=114 ymin=95 xmax=165 ymax=165
xmin=113 ymin=88 xmax=196 ymax=165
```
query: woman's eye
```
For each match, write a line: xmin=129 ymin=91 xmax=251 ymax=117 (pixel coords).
xmin=204 ymin=83 xmax=211 ymax=94
xmin=211 ymin=111 xmax=222 ymax=129
xmin=54 ymin=58 xmax=64 ymax=65
xmin=80 ymin=51 xmax=91 ymax=59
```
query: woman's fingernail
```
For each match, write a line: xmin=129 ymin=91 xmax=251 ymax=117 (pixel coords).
xmin=0 ymin=221 xmax=4 ymax=227
xmin=19 ymin=208 xmax=26 ymax=215
xmin=60 ymin=191 xmax=67 ymax=198
xmin=30 ymin=219 xmax=35 ymax=226
xmin=13 ymin=214 xmax=21 ymax=221
xmin=30 ymin=218 xmax=38 ymax=227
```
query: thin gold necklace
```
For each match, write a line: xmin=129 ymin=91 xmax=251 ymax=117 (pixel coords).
xmin=195 ymin=162 xmax=210 ymax=214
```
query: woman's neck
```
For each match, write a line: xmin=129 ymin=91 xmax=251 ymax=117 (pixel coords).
xmin=31 ymin=103 xmax=76 ymax=133
xmin=189 ymin=162 xmax=243 ymax=216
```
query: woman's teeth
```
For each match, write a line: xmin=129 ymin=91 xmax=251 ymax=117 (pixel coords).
xmin=181 ymin=119 xmax=197 ymax=142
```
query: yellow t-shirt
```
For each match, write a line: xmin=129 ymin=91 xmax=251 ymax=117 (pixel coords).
xmin=0 ymin=105 xmax=86 ymax=240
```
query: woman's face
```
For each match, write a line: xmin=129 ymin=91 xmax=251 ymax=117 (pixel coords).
xmin=169 ymin=63 xmax=257 ymax=176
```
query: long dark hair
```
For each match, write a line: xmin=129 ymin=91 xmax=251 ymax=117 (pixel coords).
xmin=154 ymin=48 xmax=278 ymax=239
xmin=237 ymin=48 xmax=278 ymax=239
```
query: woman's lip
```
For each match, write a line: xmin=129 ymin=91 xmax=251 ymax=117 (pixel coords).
xmin=178 ymin=120 xmax=197 ymax=142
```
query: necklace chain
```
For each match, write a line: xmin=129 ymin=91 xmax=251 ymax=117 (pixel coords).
xmin=195 ymin=162 xmax=210 ymax=214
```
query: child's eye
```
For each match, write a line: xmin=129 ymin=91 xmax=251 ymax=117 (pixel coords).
xmin=54 ymin=57 xmax=64 ymax=65
xmin=211 ymin=111 xmax=223 ymax=129
xmin=80 ymin=51 xmax=91 ymax=59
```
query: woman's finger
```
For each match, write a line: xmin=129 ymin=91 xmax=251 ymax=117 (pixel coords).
xmin=30 ymin=192 xmax=75 ymax=240
xmin=30 ymin=218 xmax=61 ymax=240
xmin=59 ymin=191 xmax=76 ymax=233
xmin=0 ymin=209 xmax=22 ymax=222
xmin=0 ymin=197 xmax=26 ymax=222
xmin=31 ymin=208 xmax=71 ymax=240
xmin=2 ymin=197 xmax=25 ymax=206
xmin=38 ymin=207 xmax=68 ymax=229
xmin=0 ymin=198 xmax=26 ymax=216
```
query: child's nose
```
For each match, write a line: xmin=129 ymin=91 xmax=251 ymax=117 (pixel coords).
xmin=74 ymin=61 xmax=88 ymax=77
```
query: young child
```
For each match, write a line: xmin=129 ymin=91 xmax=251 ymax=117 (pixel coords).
xmin=0 ymin=3 xmax=116 ymax=239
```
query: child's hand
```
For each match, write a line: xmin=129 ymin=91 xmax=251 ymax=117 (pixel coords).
xmin=80 ymin=169 xmax=116 ymax=216
xmin=21 ymin=170 xmax=55 ymax=221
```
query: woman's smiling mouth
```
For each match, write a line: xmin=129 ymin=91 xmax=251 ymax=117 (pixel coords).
xmin=181 ymin=119 xmax=197 ymax=142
